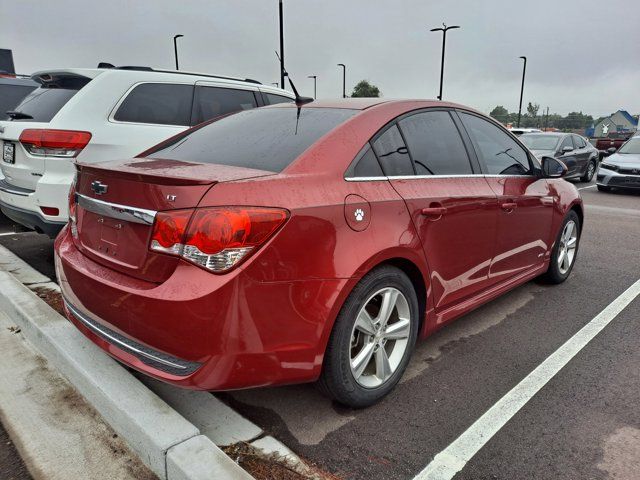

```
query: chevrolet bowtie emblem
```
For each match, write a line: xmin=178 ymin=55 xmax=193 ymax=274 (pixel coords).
xmin=91 ymin=180 xmax=108 ymax=195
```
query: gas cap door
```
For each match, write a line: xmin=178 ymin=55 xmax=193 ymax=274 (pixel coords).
xmin=344 ymin=194 xmax=371 ymax=231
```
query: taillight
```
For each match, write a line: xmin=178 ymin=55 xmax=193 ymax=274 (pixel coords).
xmin=68 ymin=177 xmax=78 ymax=238
xmin=19 ymin=129 xmax=91 ymax=158
xmin=150 ymin=207 xmax=288 ymax=273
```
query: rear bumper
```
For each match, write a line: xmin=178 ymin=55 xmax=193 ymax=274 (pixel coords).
xmin=0 ymin=199 xmax=66 ymax=237
xmin=54 ymin=226 xmax=348 ymax=391
xmin=0 ymin=171 xmax=70 ymax=235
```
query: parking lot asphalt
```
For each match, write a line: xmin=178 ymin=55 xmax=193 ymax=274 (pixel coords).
xmin=1 ymin=179 xmax=638 ymax=480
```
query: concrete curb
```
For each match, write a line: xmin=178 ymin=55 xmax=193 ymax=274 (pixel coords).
xmin=0 ymin=247 xmax=252 ymax=480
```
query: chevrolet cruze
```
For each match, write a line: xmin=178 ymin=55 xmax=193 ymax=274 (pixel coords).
xmin=55 ymin=99 xmax=583 ymax=407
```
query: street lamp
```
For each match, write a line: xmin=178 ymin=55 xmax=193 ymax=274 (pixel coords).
xmin=278 ymin=0 xmax=285 ymax=89
xmin=173 ymin=34 xmax=184 ymax=70
xmin=429 ymin=23 xmax=460 ymax=100
xmin=337 ymin=64 xmax=346 ymax=98
xmin=517 ymin=56 xmax=527 ymax=128
xmin=308 ymin=75 xmax=317 ymax=99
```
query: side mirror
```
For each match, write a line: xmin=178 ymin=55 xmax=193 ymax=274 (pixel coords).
xmin=606 ymin=147 xmax=617 ymax=154
xmin=541 ymin=156 xmax=568 ymax=178
xmin=561 ymin=146 xmax=574 ymax=154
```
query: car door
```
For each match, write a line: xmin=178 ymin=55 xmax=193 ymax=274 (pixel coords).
xmin=378 ymin=110 xmax=499 ymax=312
xmin=556 ymin=135 xmax=579 ymax=176
xmin=457 ymin=111 xmax=554 ymax=283
xmin=572 ymin=135 xmax=589 ymax=174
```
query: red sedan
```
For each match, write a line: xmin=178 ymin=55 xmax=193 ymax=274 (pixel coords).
xmin=55 ymin=99 xmax=583 ymax=407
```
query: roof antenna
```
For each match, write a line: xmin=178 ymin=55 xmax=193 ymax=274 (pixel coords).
xmin=275 ymin=51 xmax=313 ymax=105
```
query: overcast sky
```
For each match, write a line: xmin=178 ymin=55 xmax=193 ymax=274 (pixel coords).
xmin=2 ymin=0 xmax=639 ymax=117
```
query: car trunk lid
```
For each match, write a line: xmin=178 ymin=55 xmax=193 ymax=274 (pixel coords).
xmin=74 ymin=158 xmax=274 ymax=283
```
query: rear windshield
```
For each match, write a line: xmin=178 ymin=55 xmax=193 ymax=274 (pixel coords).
xmin=520 ymin=135 xmax=560 ymax=151
xmin=149 ymin=107 xmax=357 ymax=172
xmin=9 ymin=75 xmax=90 ymax=122
xmin=0 ymin=84 xmax=37 ymax=120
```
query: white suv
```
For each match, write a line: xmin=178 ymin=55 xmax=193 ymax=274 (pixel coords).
xmin=0 ymin=67 xmax=294 ymax=236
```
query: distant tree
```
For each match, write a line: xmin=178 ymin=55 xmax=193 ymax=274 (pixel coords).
xmin=526 ymin=102 xmax=540 ymax=118
xmin=490 ymin=105 xmax=509 ymax=121
xmin=351 ymin=80 xmax=381 ymax=98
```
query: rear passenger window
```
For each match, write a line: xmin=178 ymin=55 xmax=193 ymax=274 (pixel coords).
xmin=114 ymin=83 xmax=194 ymax=126
xmin=372 ymin=125 xmax=414 ymax=176
xmin=459 ymin=112 xmax=532 ymax=175
xmin=264 ymin=93 xmax=294 ymax=105
xmin=192 ymin=86 xmax=258 ymax=124
xmin=398 ymin=111 xmax=472 ymax=175
xmin=573 ymin=135 xmax=586 ymax=148
xmin=346 ymin=144 xmax=384 ymax=178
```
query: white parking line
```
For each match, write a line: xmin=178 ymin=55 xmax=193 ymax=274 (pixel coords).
xmin=0 ymin=232 xmax=24 ymax=237
xmin=415 ymin=278 xmax=640 ymax=480
xmin=578 ymin=184 xmax=597 ymax=190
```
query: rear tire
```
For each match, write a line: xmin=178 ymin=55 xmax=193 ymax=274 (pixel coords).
xmin=597 ymin=185 xmax=611 ymax=192
xmin=580 ymin=159 xmax=596 ymax=182
xmin=544 ymin=211 xmax=580 ymax=284
xmin=317 ymin=265 xmax=419 ymax=408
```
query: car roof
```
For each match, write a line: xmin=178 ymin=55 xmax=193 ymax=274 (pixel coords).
xmin=271 ymin=98 xmax=475 ymax=111
xmin=521 ymin=132 xmax=567 ymax=136
xmin=28 ymin=67 xmax=293 ymax=96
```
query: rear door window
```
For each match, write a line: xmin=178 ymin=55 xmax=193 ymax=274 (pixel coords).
xmin=149 ymin=107 xmax=356 ymax=172
xmin=398 ymin=110 xmax=473 ymax=175
xmin=191 ymin=86 xmax=258 ymax=124
xmin=264 ymin=93 xmax=295 ymax=105
xmin=572 ymin=135 xmax=586 ymax=149
xmin=346 ymin=144 xmax=384 ymax=178
xmin=0 ymin=84 xmax=37 ymax=120
xmin=372 ymin=125 xmax=414 ymax=176
xmin=8 ymin=75 xmax=91 ymax=122
xmin=114 ymin=83 xmax=194 ymax=126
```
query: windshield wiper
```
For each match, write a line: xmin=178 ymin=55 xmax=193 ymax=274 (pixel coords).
xmin=6 ymin=111 xmax=33 ymax=120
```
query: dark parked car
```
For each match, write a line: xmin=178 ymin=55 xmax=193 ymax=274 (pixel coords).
xmin=0 ymin=75 xmax=37 ymax=120
xmin=520 ymin=132 xmax=599 ymax=182
xmin=55 ymin=99 xmax=583 ymax=407
xmin=597 ymin=135 xmax=640 ymax=191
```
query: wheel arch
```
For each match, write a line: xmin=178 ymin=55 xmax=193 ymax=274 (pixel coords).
xmin=569 ymin=202 xmax=584 ymax=231
xmin=320 ymin=249 xmax=431 ymax=354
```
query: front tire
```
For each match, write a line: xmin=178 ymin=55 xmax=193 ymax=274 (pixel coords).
xmin=544 ymin=211 xmax=580 ymax=284
xmin=318 ymin=266 xmax=419 ymax=408
xmin=580 ymin=159 xmax=596 ymax=182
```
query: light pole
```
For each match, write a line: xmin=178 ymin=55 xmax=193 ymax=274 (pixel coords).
xmin=173 ymin=34 xmax=184 ymax=70
xmin=308 ymin=75 xmax=317 ymax=99
xmin=337 ymin=64 xmax=346 ymax=98
xmin=517 ymin=56 xmax=527 ymax=128
xmin=430 ymin=23 xmax=460 ymax=100
xmin=278 ymin=0 xmax=285 ymax=89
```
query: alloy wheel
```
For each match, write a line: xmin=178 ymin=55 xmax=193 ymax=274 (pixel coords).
xmin=349 ymin=287 xmax=411 ymax=388
xmin=557 ymin=220 xmax=578 ymax=275
xmin=587 ymin=162 xmax=596 ymax=181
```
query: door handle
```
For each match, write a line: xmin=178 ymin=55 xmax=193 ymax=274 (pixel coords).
xmin=421 ymin=207 xmax=447 ymax=216
xmin=501 ymin=202 xmax=517 ymax=211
